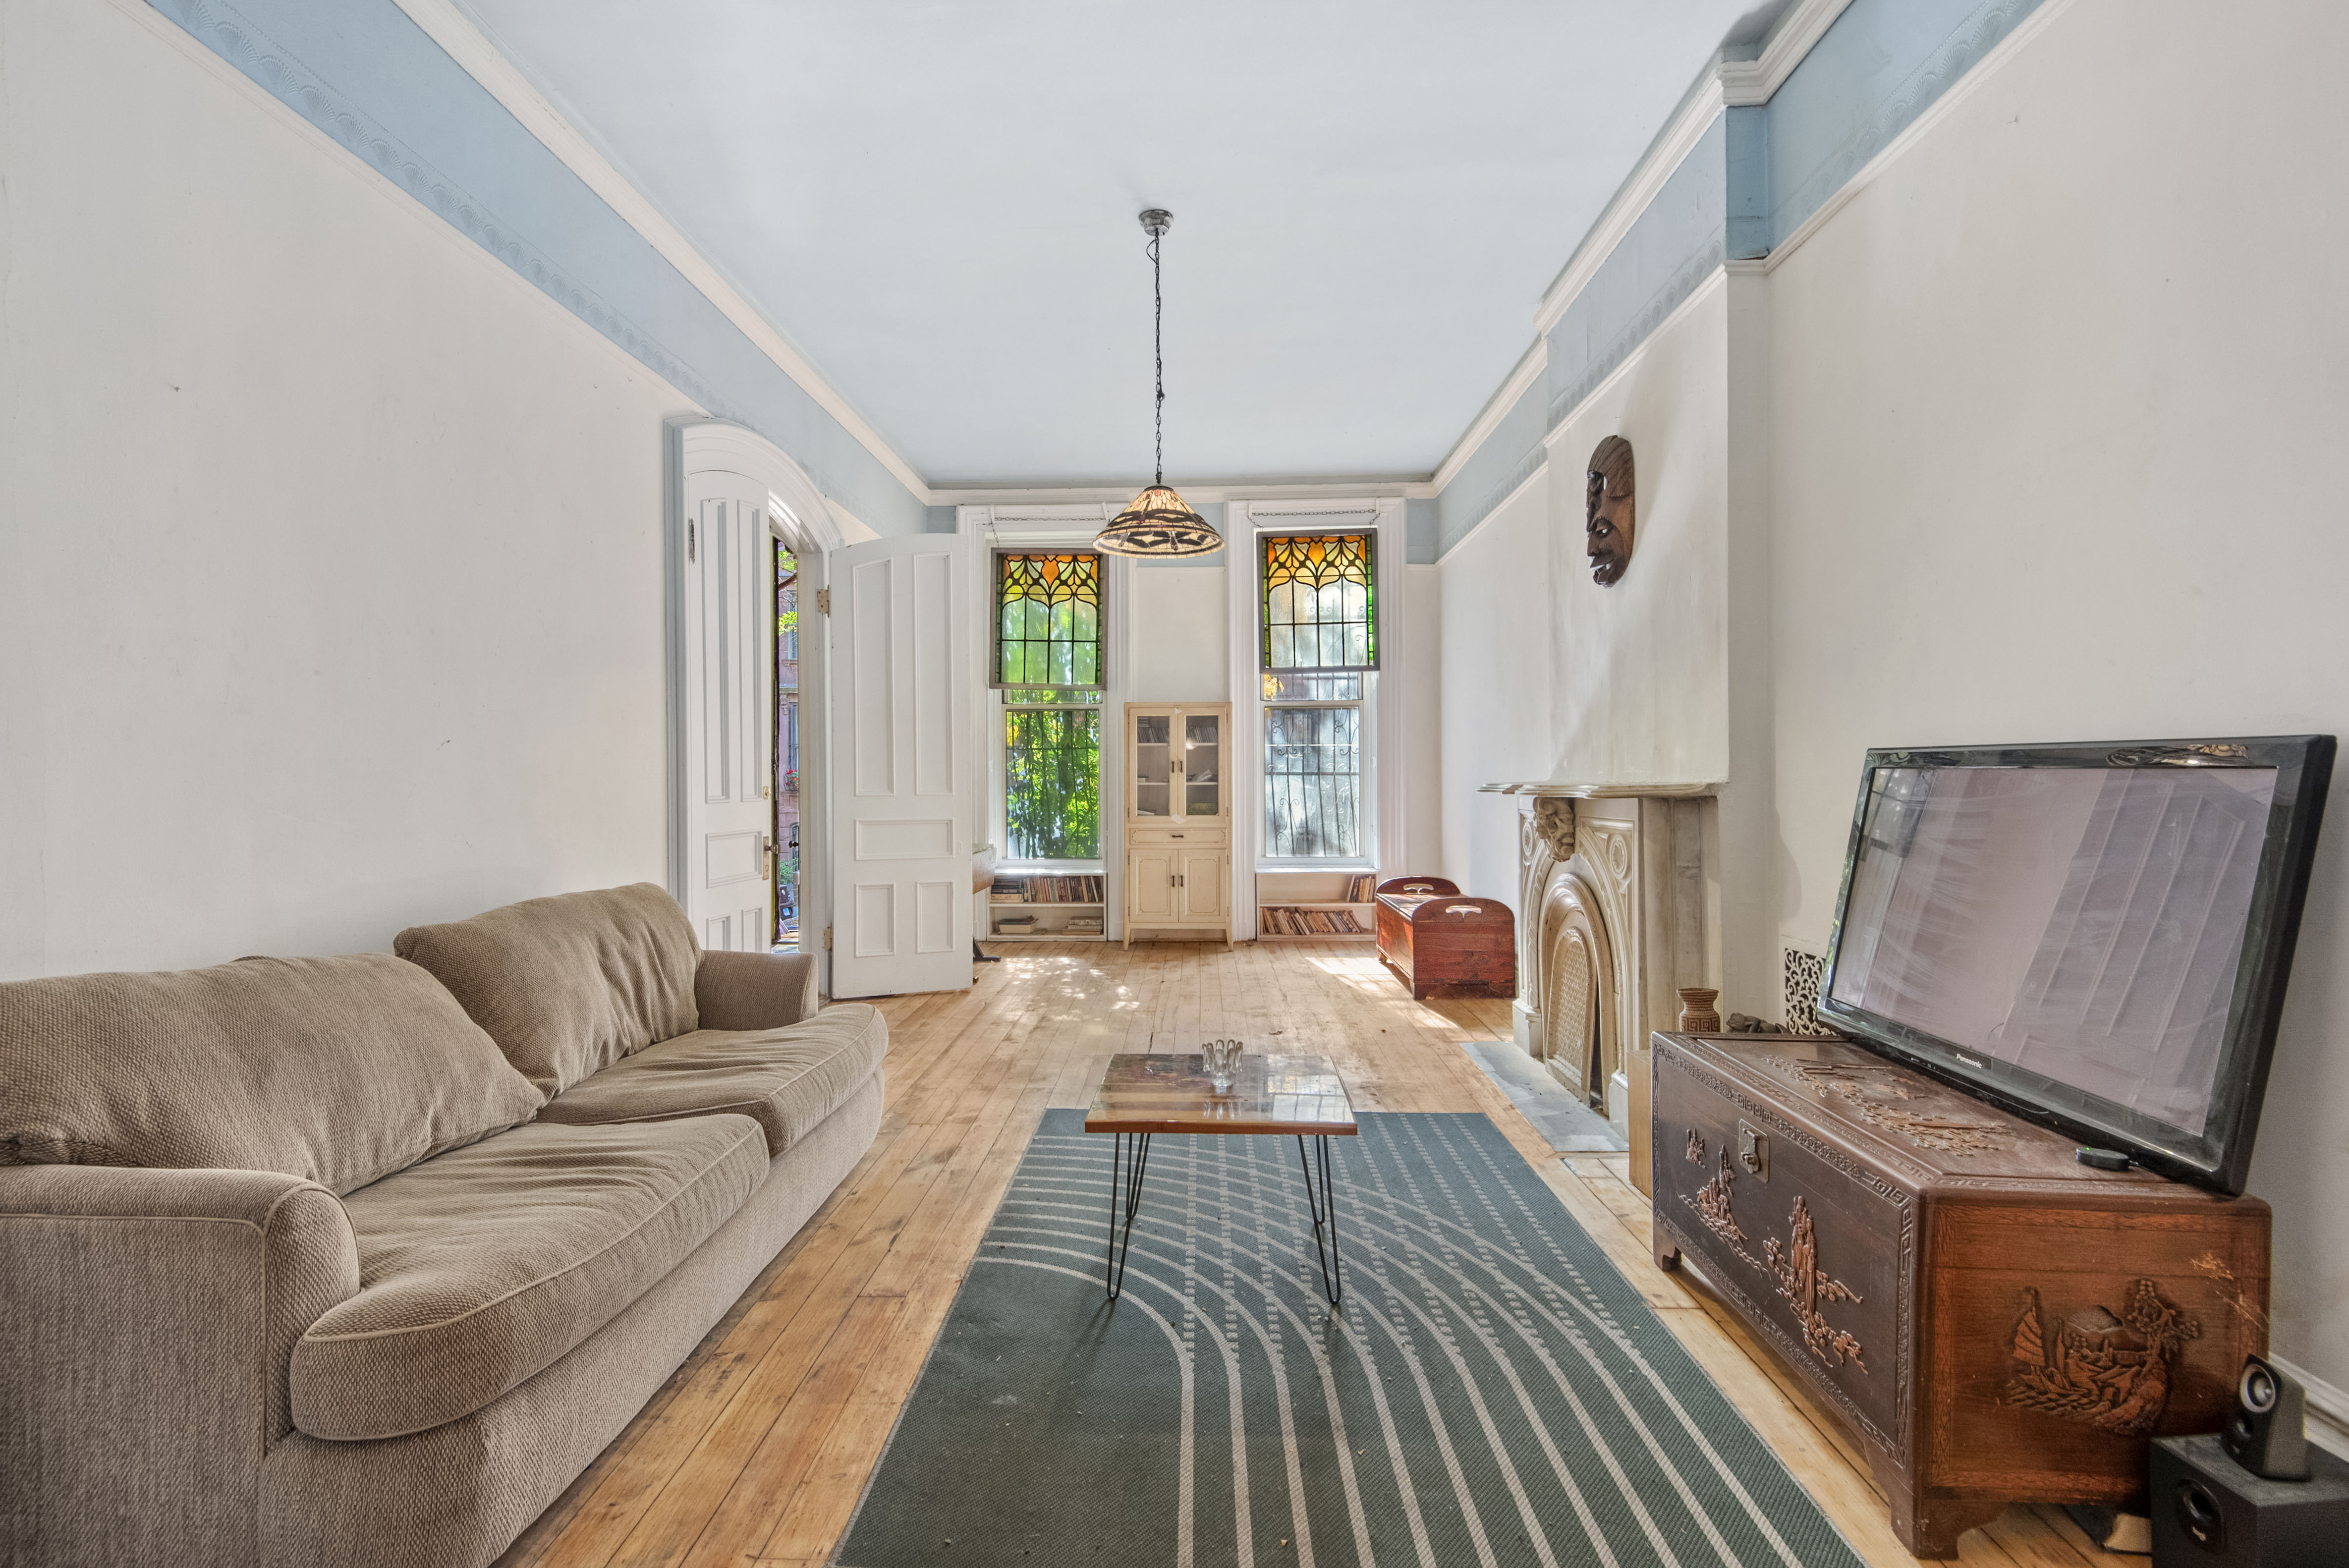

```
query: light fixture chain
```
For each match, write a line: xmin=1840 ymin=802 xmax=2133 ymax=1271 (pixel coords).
xmin=1151 ymin=229 xmax=1164 ymax=487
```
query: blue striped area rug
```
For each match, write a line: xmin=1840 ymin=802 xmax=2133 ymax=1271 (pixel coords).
xmin=834 ymin=1110 xmax=1864 ymax=1568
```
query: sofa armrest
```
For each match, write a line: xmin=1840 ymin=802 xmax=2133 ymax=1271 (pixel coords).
xmin=0 ymin=1165 xmax=358 ymax=1565
xmin=695 ymin=949 xmax=821 ymax=1031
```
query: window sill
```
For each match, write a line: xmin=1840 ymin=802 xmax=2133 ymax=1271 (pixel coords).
xmin=1255 ymin=857 xmax=1377 ymax=873
xmin=995 ymin=859 xmax=1106 ymax=873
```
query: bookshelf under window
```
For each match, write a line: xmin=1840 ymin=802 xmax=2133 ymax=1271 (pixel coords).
xmin=987 ymin=871 xmax=1107 ymax=941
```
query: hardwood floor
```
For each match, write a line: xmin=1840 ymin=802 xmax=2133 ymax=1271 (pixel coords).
xmin=495 ymin=941 xmax=2138 ymax=1568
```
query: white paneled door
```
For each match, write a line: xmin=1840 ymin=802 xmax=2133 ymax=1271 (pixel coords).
xmin=828 ymin=536 xmax=972 ymax=998
xmin=678 ymin=478 xmax=774 ymax=953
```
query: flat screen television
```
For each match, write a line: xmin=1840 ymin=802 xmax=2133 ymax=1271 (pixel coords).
xmin=1817 ymin=735 xmax=2333 ymax=1194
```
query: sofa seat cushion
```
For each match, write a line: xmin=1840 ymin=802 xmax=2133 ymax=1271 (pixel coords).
xmin=393 ymin=884 xmax=702 ymax=1096
xmin=290 ymin=1115 xmax=767 ymax=1441
xmin=536 ymin=1004 xmax=887 ymax=1158
xmin=0 ymin=954 xmax=544 ymax=1195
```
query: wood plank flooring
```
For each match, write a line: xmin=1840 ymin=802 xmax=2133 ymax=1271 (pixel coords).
xmin=495 ymin=942 xmax=2138 ymax=1568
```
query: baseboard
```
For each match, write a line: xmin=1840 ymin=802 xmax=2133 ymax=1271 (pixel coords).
xmin=2271 ymin=1355 xmax=2349 ymax=1460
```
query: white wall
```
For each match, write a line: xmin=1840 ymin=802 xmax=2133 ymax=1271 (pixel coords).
xmin=1763 ymin=0 xmax=2349 ymax=1395
xmin=1129 ymin=565 xmax=1229 ymax=703
xmin=0 ymin=0 xmax=696 ymax=974
xmin=1543 ymin=279 xmax=1731 ymax=791
xmin=1434 ymin=279 xmax=1735 ymax=924
xmin=1436 ymin=471 xmax=1556 ymax=914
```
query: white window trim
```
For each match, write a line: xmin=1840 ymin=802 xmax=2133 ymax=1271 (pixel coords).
xmin=1226 ymin=499 xmax=1407 ymax=940
xmin=958 ymin=505 xmax=1132 ymax=934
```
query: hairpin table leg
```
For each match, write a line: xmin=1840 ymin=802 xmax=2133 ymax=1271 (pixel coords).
xmin=1297 ymin=1134 xmax=1343 ymax=1306
xmin=1105 ymin=1131 xmax=1152 ymax=1300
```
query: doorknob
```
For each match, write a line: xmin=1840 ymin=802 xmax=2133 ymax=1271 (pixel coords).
xmin=758 ymin=834 xmax=772 ymax=874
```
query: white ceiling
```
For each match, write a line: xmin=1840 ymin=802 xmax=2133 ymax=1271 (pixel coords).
xmin=454 ymin=0 xmax=1782 ymax=489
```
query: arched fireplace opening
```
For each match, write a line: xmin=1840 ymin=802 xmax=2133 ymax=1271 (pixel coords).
xmin=1537 ymin=871 xmax=1613 ymax=1106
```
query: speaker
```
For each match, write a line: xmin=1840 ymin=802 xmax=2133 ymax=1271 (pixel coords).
xmin=2224 ymin=1355 xmax=2311 ymax=1481
xmin=2152 ymin=1434 xmax=2349 ymax=1567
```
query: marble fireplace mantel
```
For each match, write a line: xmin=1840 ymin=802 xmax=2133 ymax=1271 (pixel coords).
xmin=1476 ymin=780 xmax=1720 ymax=797
xmin=1500 ymin=787 xmax=1720 ymax=1186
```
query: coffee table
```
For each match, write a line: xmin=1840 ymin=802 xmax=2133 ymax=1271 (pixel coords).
xmin=1084 ymin=1053 xmax=1357 ymax=1305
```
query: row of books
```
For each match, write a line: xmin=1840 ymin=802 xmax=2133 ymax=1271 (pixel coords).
xmin=994 ymin=912 xmax=1104 ymax=934
xmin=1261 ymin=906 xmax=1367 ymax=936
xmin=1341 ymin=872 xmax=1379 ymax=903
xmin=991 ymin=874 xmax=1105 ymax=904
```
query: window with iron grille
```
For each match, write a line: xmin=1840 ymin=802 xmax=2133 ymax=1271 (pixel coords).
xmin=1002 ymin=689 xmax=1102 ymax=860
xmin=1262 ymin=672 xmax=1362 ymax=859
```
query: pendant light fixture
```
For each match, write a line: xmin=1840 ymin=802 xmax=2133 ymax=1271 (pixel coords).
xmin=1095 ymin=208 xmax=1223 ymax=558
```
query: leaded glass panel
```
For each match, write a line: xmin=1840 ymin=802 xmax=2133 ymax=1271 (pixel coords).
xmin=993 ymin=552 xmax=1104 ymax=689
xmin=1260 ymin=533 xmax=1375 ymax=672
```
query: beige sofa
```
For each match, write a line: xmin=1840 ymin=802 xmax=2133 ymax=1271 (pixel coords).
xmin=0 ymin=885 xmax=885 ymax=1568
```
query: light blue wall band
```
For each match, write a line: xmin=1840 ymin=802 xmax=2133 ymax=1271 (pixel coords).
xmin=1544 ymin=111 xmax=1729 ymax=434
xmin=1404 ymin=500 xmax=1439 ymax=564
xmin=1766 ymin=0 xmax=2047 ymax=245
xmin=1435 ymin=375 xmax=1549 ymax=558
xmin=1435 ymin=0 xmax=2047 ymax=559
xmin=150 ymin=0 xmax=930 ymax=537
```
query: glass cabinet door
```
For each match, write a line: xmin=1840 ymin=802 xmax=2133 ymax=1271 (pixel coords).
xmin=1183 ymin=711 xmax=1221 ymax=818
xmin=1133 ymin=712 xmax=1172 ymax=817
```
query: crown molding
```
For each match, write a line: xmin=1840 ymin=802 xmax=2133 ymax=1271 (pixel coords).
xmin=1431 ymin=456 xmax=1548 ymax=568
xmin=391 ymin=0 xmax=932 ymax=504
xmin=1533 ymin=0 xmax=1861 ymax=338
xmin=1762 ymin=0 xmax=2075 ymax=276
xmin=929 ymin=479 xmax=1436 ymax=507
xmin=1539 ymin=265 xmax=1727 ymax=454
xmin=1429 ymin=336 xmax=1547 ymax=496
xmin=1534 ymin=76 xmax=1726 ymax=338
xmin=1719 ymin=0 xmax=1858 ymax=106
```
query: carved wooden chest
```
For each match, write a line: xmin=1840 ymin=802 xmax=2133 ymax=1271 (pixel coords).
xmin=1373 ymin=877 xmax=1514 ymax=999
xmin=1651 ymin=1031 xmax=2270 ymax=1558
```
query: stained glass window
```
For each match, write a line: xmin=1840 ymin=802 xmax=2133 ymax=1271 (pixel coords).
xmin=1260 ymin=532 xmax=1375 ymax=672
xmin=993 ymin=552 xmax=1104 ymax=689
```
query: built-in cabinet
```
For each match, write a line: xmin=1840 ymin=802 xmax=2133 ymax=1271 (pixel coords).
xmin=1123 ymin=702 xmax=1232 ymax=945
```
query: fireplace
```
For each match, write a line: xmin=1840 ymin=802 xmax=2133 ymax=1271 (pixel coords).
xmin=1489 ymin=784 xmax=1718 ymax=1179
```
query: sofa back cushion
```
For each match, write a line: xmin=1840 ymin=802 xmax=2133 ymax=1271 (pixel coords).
xmin=392 ymin=884 xmax=700 ymax=1095
xmin=0 ymin=954 xmax=545 ymax=1194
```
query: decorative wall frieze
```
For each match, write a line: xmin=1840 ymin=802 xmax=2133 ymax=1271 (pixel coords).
xmin=1436 ymin=0 xmax=2065 ymax=548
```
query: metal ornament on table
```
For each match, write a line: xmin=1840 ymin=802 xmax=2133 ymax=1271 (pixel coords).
xmin=1095 ymin=209 xmax=1222 ymax=559
xmin=1203 ymin=1038 xmax=1244 ymax=1094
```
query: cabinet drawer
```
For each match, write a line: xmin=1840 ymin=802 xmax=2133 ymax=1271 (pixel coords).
xmin=1129 ymin=825 xmax=1228 ymax=846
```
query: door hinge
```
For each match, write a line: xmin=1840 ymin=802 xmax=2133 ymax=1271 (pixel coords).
xmin=687 ymin=520 xmax=696 ymax=561
xmin=823 ymin=925 xmax=834 ymax=951
xmin=815 ymin=587 xmax=831 ymax=615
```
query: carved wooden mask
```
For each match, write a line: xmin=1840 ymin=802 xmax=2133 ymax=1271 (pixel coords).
xmin=1585 ymin=436 xmax=1635 ymax=587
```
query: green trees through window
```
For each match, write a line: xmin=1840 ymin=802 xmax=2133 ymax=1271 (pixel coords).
xmin=1004 ymin=703 xmax=1100 ymax=859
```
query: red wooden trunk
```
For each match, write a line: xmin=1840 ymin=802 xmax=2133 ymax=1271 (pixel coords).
xmin=1373 ymin=877 xmax=1515 ymax=1000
